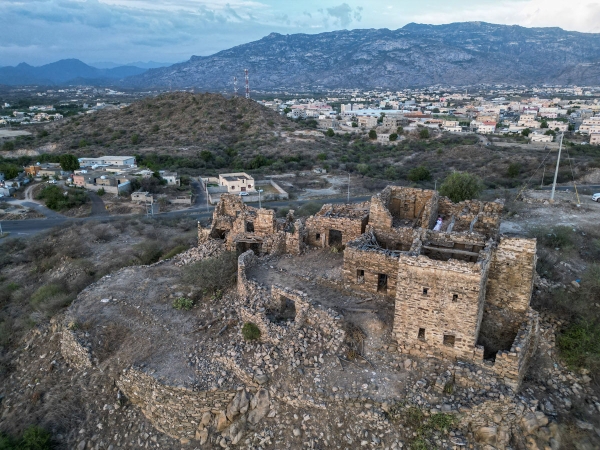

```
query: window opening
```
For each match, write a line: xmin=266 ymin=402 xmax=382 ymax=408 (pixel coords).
xmin=246 ymin=221 xmax=254 ymax=232
xmin=452 ymin=294 xmax=458 ymax=302
xmin=377 ymin=273 xmax=388 ymax=293
xmin=422 ymin=287 xmax=428 ymax=295
xmin=443 ymin=335 xmax=456 ymax=347
xmin=418 ymin=328 xmax=426 ymax=340
xmin=357 ymin=269 xmax=365 ymax=283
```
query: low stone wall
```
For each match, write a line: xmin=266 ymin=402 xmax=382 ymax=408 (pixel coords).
xmin=492 ymin=308 xmax=540 ymax=390
xmin=60 ymin=328 xmax=92 ymax=369
xmin=116 ymin=368 xmax=236 ymax=442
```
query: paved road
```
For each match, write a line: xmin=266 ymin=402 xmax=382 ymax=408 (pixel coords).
xmin=1 ymin=195 xmax=372 ymax=237
xmin=88 ymin=191 xmax=109 ymax=217
xmin=539 ymin=185 xmax=600 ymax=192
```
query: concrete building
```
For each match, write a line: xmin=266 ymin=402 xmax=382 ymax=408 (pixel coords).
xmin=78 ymin=156 xmax=136 ymax=167
xmin=219 ymin=173 xmax=255 ymax=194
xmin=131 ymin=191 xmax=154 ymax=203
xmin=590 ymin=134 xmax=600 ymax=145
xmin=159 ymin=170 xmax=180 ymax=186
xmin=530 ymin=133 xmax=553 ymax=143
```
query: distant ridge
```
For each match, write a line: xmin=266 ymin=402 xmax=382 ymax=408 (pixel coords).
xmin=0 ymin=59 xmax=147 ymax=86
xmin=123 ymin=21 xmax=600 ymax=90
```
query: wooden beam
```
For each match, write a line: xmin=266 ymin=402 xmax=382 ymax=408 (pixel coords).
xmin=422 ymin=245 xmax=480 ymax=257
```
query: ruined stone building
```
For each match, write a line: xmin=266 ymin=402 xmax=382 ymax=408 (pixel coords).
xmin=201 ymin=186 xmax=539 ymax=389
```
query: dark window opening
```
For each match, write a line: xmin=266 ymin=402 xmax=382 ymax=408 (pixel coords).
xmin=357 ymin=269 xmax=365 ymax=283
xmin=212 ymin=228 xmax=227 ymax=239
xmin=418 ymin=328 xmax=426 ymax=340
xmin=452 ymin=294 xmax=458 ymax=302
xmin=267 ymin=296 xmax=296 ymax=324
xmin=246 ymin=221 xmax=255 ymax=232
xmin=443 ymin=335 xmax=456 ymax=347
xmin=328 ymin=229 xmax=343 ymax=246
xmin=236 ymin=242 xmax=261 ymax=255
xmin=316 ymin=233 xmax=321 ymax=240
xmin=422 ymin=287 xmax=428 ymax=295
xmin=377 ymin=273 xmax=388 ymax=293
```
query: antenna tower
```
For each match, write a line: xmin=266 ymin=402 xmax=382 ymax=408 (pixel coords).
xmin=244 ymin=69 xmax=250 ymax=99
xmin=233 ymin=76 xmax=238 ymax=96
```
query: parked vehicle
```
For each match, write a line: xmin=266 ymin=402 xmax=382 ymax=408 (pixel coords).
xmin=239 ymin=192 xmax=249 ymax=196
xmin=592 ymin=193 xmax=600 ymax=202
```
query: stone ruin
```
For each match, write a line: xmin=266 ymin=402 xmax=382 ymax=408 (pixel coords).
xmin=201 ymin=187 xmax=539 ymax=391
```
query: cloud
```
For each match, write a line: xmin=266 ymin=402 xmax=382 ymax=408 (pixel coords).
xmin=326 ymin=3 xmax=355 ymax=27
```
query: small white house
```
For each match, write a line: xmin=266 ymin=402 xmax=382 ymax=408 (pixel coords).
xmin=219 ymin=172 xmax=255 ymax=193
xmin=530 ymin=133 xmax=553 ymax=143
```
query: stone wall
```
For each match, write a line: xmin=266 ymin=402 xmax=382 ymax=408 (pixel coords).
xmin=370 ymin=186 xmax=438 ymax=230
xmin=437 ymin=198 xmax=503 ymax=239
xmin=343 ymin=244 xmax=401 ymax=297
xmin=116 ymin=368 xmax=236 ymax=443
xmin=305 ymin=202 xmax=369 ymax=248
xmin=492 ymin=308 xmax=540 ymax=390
xmin=393 ymin=244 xmax=492 ymax=361
xmin=479 ymin=237 xmax=537 ymax=354
xmin=60 ymin=328 xmax=92 ymax=369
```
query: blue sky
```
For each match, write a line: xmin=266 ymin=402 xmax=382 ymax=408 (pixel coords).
xmin=1 ymin=0 xmax=599 ymax=66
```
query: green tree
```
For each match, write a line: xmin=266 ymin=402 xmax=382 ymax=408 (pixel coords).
xmin=131 ymin=133 xmax=140 ymax=144
xmin=317 ymin=153 xmax=327 ymax=161
xmin=540 ymin=121 xmax=548 ymax=129
xmin=419 ymin=128 xmax=430 ymax=139
xmin=408 ymin=166 xmax=432 ymax=182
xmin=0 ymin=163 xmax=20 ymax=179
xmin=59 ymin=154 xmax=80 ymax=171
xmin=325 ymin=128 xmax=335 ymax=137
xmin=357 ymin=163 xmax=371 ymax=175
xmin=439 ymin=172 xmax=483 ymax=203
xmin=507 ymin=162 xmax=521 ymax=179
xmin=432 ymin=107 xmax=440 ymax=113
xmin=568 ymin=124 xmax=575 ymax=131
xmin=283 ymin=107 xmax=291 ymax=114
xmin=2 ymin=141 xmax=15 ymax=151
xmin=200 ymin=150 xmax=214 ymax=162
xmin=368 ymin=129 xmax=377 ymax=140
xmin=521 ymin=128 xmax=531 ymax=137
xmin=389 ymin=133 xmax=398 ymax=141
xmin=351 ymin=122 xmax=358 ymax=128
xmin=78 ymin=139 xmax=88 ymax=148
xmin=396 ymin=126 xmax=404 ymax=134
xmin=384 ymin=166 xmax=397 ymax=180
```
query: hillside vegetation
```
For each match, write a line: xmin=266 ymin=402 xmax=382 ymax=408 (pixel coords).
xmin=37 ymin=92 xmax=299 ymax=155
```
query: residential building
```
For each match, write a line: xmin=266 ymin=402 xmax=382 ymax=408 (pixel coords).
xmin=78 ymin=156 xmax=136 ymax=167
xmin=219 ymin=173 xmax=255 ymax=193
xmin=530 ymin=133 xmax=553 ymax=143
xmin=546 ymin=121 xmax=568 ymax=132
xmin=24 ymin=165 xmax=41 ymax=176
xmin=358 ymin=116 xmax=378 ymax=128
xmin=131 ymin=191 xmax=154 ymax=203
xmin=590 ymin=134 xmax=600 ymax=146
xmin=377 ymin=134 xmax=391 ymax=144
xmin=159 ymin=170 xmax=180 ymax=186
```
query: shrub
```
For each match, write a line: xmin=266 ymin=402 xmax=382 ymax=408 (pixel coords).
xmin=397 ymin=126 xmax=404 ymax=134
xmin=2 ymin=141 xmax=15 ymax=151
xmin=295 ymin=202 xmax=322 ymax=217
xmin=173 ymin=297 xmax=194 ymax=310
xmin=521 ymin=128 xmax=531 ymax=137
xmin=368 ymin=129 xmax=377 ymax=140
xmin=20 ymin=426 xmax=52 ymax=450
xmin=507 ymin=162 xmax=521 ymax=178
xmin=96 ymin=187 xmax=105 ymax=196
xmin=30 ymin=284 xmax=66 ymax=306
xmin=133 ymin=241 xmax=163 ymax=265
xmin=407 ymin=166 xmax=431 ymax=182
xmin=389 ymin=133 xmax=398 ymax=141
xmin=419 ymin=128 xmax=430 ymax=139
xmin=317 ymin=153 xmax=327 ymax=161
xmin=161 ymin=245 xmax=188 ymax=260
xmin=37 ymin=185 xmax=88 ymax=211
xmin=59 ymin=154 xmax=80 ymax=171
xmin=131 ymin=133 xmax=140 ymax=144
xmin=557 ymin=321 xmax=600 ymax=371
xmin=242 ymin=322 xmax=261 ymax=341
xmin=439 ymin=172 xmax=483 ymax=203
xmin=183 ymin=252 xmax=237 ymax=298
xmin=530 ymin=225 xmax=574 ymax=250
xmin=325 ymin=128 xmax=335 ymax=137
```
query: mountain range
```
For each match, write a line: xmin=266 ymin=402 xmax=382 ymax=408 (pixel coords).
xmin=3 ymin=22 xmax=600 ymax=89
xmin=125 ymin=22 xmax=600 ymax=90
xmin=0 ymin=59 xmax=147 ymax=86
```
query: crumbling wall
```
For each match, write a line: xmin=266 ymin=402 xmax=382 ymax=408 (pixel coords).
xmin=437 ymin=198 xmax=504 ymax=239
xmin=492 ymin=308 xmax=540 ymax=390
xmin=370 ymin=187 xmax=438 ymax=230
xmin=343 ymin=243 xmax=401 ymax=297
xmin=479 ymin=237 xmax=537 ymax=355
xmin=284 ymin=219 xmax=306 ymax=255
xmin=304 ymin=203 xmax=369 ymax=248
xmin=60 ymin=328 xmax=92 ymax=369
xmin=369 ymin=224 xmax=416 ymax=251
xmin=117 ymin=368 xmax=236 ymax=442
xmin=393 ymin=247 xmax=492 ymax=361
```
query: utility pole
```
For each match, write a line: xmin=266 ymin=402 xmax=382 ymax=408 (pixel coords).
xmin=258 ymin=189 xmax=263 ymax=209
xmin=550 ymin=133 xmax=564 ymax=203
xmin=347 ymin=172 xmax=350 ymax=203
xmin=245 ymin=69 xmax=250 ymax=99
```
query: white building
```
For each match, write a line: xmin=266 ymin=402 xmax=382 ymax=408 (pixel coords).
xmin=78 ymin=156 xmax=136 ymax=167
xmin=218 ymin=172 xmax=255 ymax=193
xmin=530 ymin=133 xmax=553 ymax=143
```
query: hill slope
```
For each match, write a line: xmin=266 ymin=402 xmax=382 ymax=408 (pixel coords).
xmin=124 ymin=22 xmax=600 ymax=90
xmin=0 ymin=59 xmax=147 ymax=86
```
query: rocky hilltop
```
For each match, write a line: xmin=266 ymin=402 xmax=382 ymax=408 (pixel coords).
xmin=124 ymin=22 xmax=600 ymax=90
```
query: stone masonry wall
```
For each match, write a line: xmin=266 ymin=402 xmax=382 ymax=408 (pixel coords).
xmin=394 ymin=251 xmax=491 ymax=361
xmin=437 ymin=198 xmax=503 ymax=239
xmin=479 ymin=237 xmax=537 ymax=353
xmin=116 ymin=368 xmax=236 ymax=442
xmin=371 ymin=187 xmax=438 ymax=229
xmin=305 ymin=209 xmax=368 ymax=247
xmin=60 ymin=328 xmax=92 ymax=369
xmin=343 ymin=245 xmax=400 ymax=297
